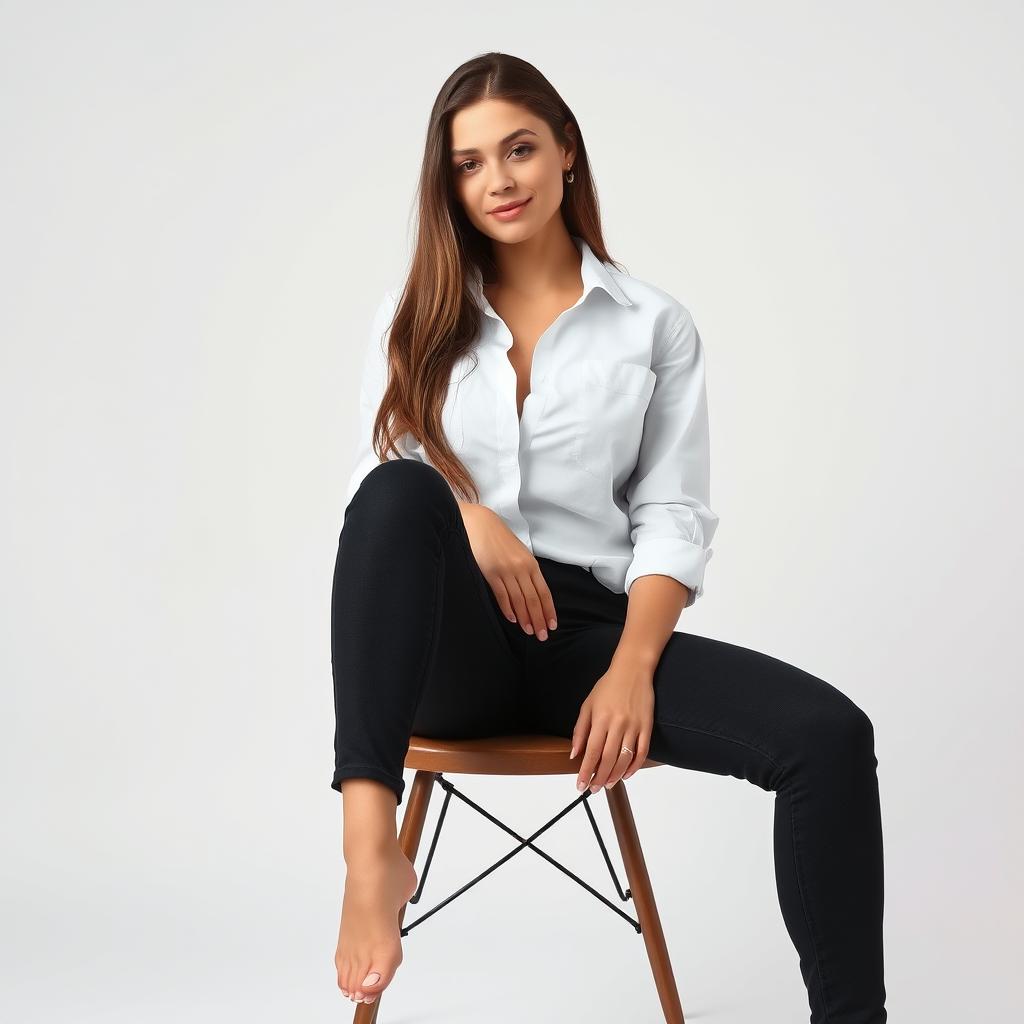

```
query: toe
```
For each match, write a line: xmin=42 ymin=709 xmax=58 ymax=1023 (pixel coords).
xmin=354 ymin=966 xmax=385 ymax=1000
xmin=340 ymin=962 xmax=354 ymax=995
xmin=343 ymin=964 xmax=361 ymax=998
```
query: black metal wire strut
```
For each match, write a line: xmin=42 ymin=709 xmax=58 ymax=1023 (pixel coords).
xmin=400 ymin=773 xmax=641 ymax=937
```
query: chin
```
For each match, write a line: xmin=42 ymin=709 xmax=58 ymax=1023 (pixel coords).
xmin=486 ymin=214 xmax=550 ymax=242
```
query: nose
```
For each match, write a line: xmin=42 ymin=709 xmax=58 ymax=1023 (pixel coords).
xmin=488 ymin=175 xmax=516 ymax=196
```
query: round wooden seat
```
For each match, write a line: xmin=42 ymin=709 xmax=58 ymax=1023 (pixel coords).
xmin=405 ymin=733 xmax=664 ymax=776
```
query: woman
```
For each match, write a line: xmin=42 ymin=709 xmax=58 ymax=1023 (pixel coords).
xmin=331 ymin=53 xmax=886 ymax=1023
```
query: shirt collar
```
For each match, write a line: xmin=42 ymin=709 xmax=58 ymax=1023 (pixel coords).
xmin=469 ymin=235 xmax=633 ymax=319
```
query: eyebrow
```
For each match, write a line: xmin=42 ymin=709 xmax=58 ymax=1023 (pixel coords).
xmin=450 ymin=128 xmax=538 ymax=158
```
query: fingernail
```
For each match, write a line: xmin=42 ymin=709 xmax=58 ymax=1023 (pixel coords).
xmin=590 ymin=784 xmax=600 ymax=794
xmin=524 ymin=623 xmax=533 ymax=634
xmin=549 ymin=618 xmax=557 ymax=629
xmin=569 ymin=745 xmax=577 ymax=759
xmin=576 ymin=778 xmax=586 ymax=792
xmin=538 ymin=629 xmax=547 ymax=641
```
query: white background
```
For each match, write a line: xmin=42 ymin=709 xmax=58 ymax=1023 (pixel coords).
xmin=2 ymin=2 xmax=1020 ymax=1021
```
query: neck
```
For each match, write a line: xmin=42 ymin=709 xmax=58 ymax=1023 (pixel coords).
xmin=486 ymin=227 xmax=582 ymax=302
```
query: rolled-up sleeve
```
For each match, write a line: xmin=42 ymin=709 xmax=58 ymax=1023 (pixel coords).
xmin=623 ymin=310 xmax=720 ymax=607
xmin=343 ymin=289 xmax=424 ymax=509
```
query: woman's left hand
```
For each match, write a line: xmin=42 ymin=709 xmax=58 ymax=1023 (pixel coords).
xmin=570 ymin=661 xmax=655 ymax=793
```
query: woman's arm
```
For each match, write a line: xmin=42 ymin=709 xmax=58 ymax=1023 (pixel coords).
xmin=571 ymin=309 xmax=718 ymax=793
xmin=612 ymin=574 xmax=690 ymax=670
xmin=615 ymin=309 xmax=719 ymax=661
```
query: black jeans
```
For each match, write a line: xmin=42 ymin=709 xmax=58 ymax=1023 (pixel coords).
xmin=331 ymin=459 xmax=887 ymax=1024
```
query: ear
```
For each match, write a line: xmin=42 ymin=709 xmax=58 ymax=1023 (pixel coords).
xmin=562 ymin=120 xmax=578 ymax=167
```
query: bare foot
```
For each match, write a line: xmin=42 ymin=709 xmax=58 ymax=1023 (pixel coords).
xmin=335 ymin=844 xmax=418 ymax=1005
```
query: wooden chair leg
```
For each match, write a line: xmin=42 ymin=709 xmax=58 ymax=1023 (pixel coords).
xmin=353 ymin=770 xmax=437 ymax=1024
xmin=606 ymin=782 xmax=685 ymax=1024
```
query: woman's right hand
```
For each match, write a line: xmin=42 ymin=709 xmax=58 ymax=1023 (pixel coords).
xmin=458 ymin=502 xmax=558 ymax=642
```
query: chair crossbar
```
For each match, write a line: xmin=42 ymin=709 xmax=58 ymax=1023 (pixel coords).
xmin=400 ymin=773 xmax=641 ymax=936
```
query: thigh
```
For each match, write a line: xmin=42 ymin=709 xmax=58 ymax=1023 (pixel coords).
xmin=646 ymin=631 xmax=867 ymax=789
xmin=335 ymin=459 xmax=528 ymax=741
xmin=406 ymin=473 xmax=530 ymax=739
xmin=526 ymin=606 xmax=865 ymax=790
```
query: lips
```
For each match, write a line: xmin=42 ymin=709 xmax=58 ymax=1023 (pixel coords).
xmin=490 ymin=198 xmax=531 ymax=214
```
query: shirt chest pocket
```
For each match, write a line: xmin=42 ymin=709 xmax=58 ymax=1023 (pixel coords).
xmin=546 ymin=358 xmax=657 ymax=480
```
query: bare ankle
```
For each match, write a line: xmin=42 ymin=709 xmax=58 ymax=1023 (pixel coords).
xmin=340 ymin=785 xmax=403 ymax=865
xmin=344 ymin=838 xmax=404 ymax=870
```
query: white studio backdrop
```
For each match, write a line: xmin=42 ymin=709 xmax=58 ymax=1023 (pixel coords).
xmin=1 ymin=2 xmax=1021 ymax=1021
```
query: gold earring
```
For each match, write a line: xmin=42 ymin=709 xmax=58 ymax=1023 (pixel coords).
xmin=565 ymin=166 xmax=574 ymax=183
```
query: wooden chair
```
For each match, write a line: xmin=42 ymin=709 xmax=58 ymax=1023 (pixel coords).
xmin=351 ymin=734 xmax=685 ymax=1023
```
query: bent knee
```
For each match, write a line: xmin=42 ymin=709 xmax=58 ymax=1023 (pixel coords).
xmin=350 ymin=458 xmax=455 ymax=521
xmin=804 ymin=690 xmax=876 ymax=764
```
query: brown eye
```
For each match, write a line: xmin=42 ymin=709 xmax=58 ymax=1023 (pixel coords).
xmin=457 ymin=144 xmax=531 ymax=175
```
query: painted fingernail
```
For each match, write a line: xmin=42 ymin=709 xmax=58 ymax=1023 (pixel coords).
xmin=549 ymin=618 xmax=557 ymax=629
xmin=538 ymin=629 xmax=547 ymax=640
xmin=569 ymin=745 xmax=577 ymax=759
xmin=576 ymin=778 xmax=586 ymax=792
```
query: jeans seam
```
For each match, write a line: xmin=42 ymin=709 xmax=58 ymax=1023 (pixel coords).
xmin=659 ymin=718 xmax=834 ymax=1021
xmin=657 ymin=717 xmax=784 ymax=772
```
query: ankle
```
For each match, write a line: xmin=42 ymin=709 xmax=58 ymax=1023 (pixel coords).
xmin=343 ymin=836 xmax=403 ymax=868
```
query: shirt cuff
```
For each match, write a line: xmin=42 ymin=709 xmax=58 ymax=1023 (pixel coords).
xmin=624 ymin=537 xmax=711 ymax=608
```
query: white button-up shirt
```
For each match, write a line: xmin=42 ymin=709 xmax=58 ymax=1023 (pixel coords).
xmin=345 ymin=236 xmax=719 ymax=611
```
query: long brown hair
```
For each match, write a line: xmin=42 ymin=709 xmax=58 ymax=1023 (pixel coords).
xmin=371 ymin=52 xmax=626 ymax=502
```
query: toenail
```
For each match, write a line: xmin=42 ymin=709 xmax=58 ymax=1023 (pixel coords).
xmin=363 ymin=971 xmax=381 ymax=986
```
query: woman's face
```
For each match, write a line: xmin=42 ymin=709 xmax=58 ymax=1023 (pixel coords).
xmin=449 ymin=98 xmax=574 ymax=243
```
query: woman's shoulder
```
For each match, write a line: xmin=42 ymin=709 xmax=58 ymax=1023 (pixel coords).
xmin=365 ymin=287 xmax=400 ymax=346
xmin=373 ymin=285 xmax=401 ymax=317
xmin=604 ymin=261 xmax=697 ymax=341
